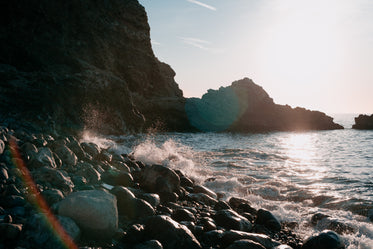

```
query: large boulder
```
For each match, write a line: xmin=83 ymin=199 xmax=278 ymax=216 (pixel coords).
xmin=144 ymin=215 xmax=202 ymax=249
xmin=58 ymin=190 xmax=118 ymax=240
xmin=141 ymin=164 xmax=180 ymax=194
xmin=353 ymin=114 xmax=373 ymax=129
xmin=185 ymin=78 xmax=343 ymax=132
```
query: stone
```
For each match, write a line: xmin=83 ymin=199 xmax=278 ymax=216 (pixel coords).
xmin=187 ymin=193 xmax=218 ymax=206
xmin=34 ymin=167 xmax=74 ymax=194
xmin=0 ymin=223 xmax=22 ymax=241
xmin=0 ymin=166 xmax=8 ymax=181
xmin=138 ymin=193 xmax=160 ymax=208
xmin=75 ymin=162 xmax=101 ymax=184
xmin=110 ymin=186 xmax=154 ymax=219
xmin=0 ymin=195 xmax=26 ymax=208
xmin=20 ymin=142 xmax=38 ymax=159
xmin=23 ymin=214 xmax=80 ymax=249
xmin=273 ymin=245 xmax=294 ymax=249
xmin=67 ymin=137 xmax=86 ymax=159
xmin=200 ymin=217 xmax=217 ymax=232
xmin=180 ymin=176 xmax=194 ymax=188
xmin=134 ymin=240 xmax=164 ymax=249
xmin=226 ymin=239 xmax=266 ymax=249
xmin=221 ymin=230 xmax=280 ymax=249
xmin=0 ymin=139 xmax=4 ymax=155
xmin=141 ymin=164 xmax=180 ymax=194
xmin=202 ymin=229 xmax=224 ymax=248
xmin=193 ymin=185 xmax=217 ymax=199
xmin=53 ymin=144 xmax=77 ymax=166
xmin=29 ymin=147 xmax=57 ymax=169
xmin=302 ymin=230 xmax=345 ymax=249
xmin=101 ymin=169 xmax=134 ymax=187
xmin=81 ymin=142 xmax=100 ymax=158
xmin=213 ymin=209 xmax=252 ymax=232
xmin=229 ymin=197 xmax=251 ymax=209
xmin=144 ymin=215 xmax=202 ymax=249
xmin=58 ymin=190 xmax=118 ymax=240
xmin=214 ymin=200 xmax=232 ymax=211
xmin=255 ymin=209 xmax=281 ymax=232
xmin=123 ymin=224 xmax=146 ymax=244
xmin=41 ymin=189 xmax=64 ymax=206
xmin=172 ymin=208 xmax=196 ymax=222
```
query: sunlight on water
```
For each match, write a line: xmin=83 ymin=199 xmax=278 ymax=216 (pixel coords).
xmin=284 ymin=133 xmax=315 ymax=161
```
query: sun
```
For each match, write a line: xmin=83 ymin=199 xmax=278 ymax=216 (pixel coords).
xmin=256 ymin=0 xmax=346 ymax=85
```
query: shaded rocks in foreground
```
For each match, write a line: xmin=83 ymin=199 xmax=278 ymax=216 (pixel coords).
xmin=353 ymin=114 xmax=373 ymax=130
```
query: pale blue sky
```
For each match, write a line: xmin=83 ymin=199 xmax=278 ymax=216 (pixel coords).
xmin=139 ymin=0 xmax=373 ymax=114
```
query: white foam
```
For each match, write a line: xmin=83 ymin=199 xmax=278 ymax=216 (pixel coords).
xmin=80 ymin=130 xmax=116 ymax=150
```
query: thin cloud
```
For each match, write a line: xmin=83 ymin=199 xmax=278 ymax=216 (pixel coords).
xmin=180 ymin=37 xmax=224 ymax=54
xmin=187 ymin=0 xmax=217 ymax=11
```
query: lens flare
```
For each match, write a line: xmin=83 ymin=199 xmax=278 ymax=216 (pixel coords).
xmin=9 ymin=138 xmax=78 ymax=249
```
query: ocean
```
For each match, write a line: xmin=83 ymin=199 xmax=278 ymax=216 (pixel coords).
xmin=85 ymin=113 xmax=373 ymax=248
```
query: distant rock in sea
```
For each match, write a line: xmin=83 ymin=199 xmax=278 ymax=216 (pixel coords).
xmin=0 ymin=0 xmax=191 ymax=134
xmin=185 ymin=78 xmax=343 ymax=132
xmin=352 ymin=114 xmax=373 ymax=129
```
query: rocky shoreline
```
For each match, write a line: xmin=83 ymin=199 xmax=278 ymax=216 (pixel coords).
xmin=0 ymin=127 xmax=347 ymax=249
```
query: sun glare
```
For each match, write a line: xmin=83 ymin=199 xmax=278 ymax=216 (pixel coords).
xmin=285 ymin=133 xmax=314 ymax=162
xmin=257 ymin=0 xmax=348 ymax=85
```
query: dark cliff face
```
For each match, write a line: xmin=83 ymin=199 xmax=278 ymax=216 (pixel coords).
xmin=0 ymin=0 xmax=189 ymax=134
xmin=185 ymin=78 xmax=343 ymax=132
xmin=353 ymin=114 xmax=373 ymax=129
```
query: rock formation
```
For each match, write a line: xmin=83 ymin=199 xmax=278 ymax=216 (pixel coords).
xmin=185 ymin=78 xmax=343 ymax=132
xmin=353 ymin=114 xmax=373 ymax=130
xmin=0 ymin=0 xmax=191 ymax=134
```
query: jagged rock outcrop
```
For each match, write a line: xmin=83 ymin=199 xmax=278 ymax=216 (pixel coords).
xmin=185 ymin=78 xmax=343 ymax=132
xmin=353 ymin=114 xmax=373 ymax=130
xmin=0 ymin=0 xmax=190 ymax=134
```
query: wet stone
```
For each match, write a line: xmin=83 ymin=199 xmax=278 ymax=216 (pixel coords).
xmin=255 ymin=209 xmax=282 ymax=232
xmin=193 ymin=185 xmax=217 ymax=199
xmin=172 ymin=208 xmax=196 ymax=222
xmin=144 ymin=215 xmax=202 ymax=249
xmin=213 ymin=209 xmax=252 ymax=232
xmin=226 ymin=239 xmax=266 ymax=249
xmin=214 ymin=200 xmax=231 ymax=211
xmin=134 ymin=240 xmax=163 ymax=249
xmin=81 ymin=142 xmax=100 ymax=158
xmin=41 ymin=188 xmax=64 ymax=206
xmin=302 ymin=230 xmax=345 ymax=249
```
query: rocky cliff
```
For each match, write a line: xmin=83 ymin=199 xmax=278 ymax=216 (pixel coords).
xmin=353 ymin=114 xmax=373 ymax=129
xmin=0 ymin=0 xmax=190 ymax=134
xmin=185 ymin=78 xmax=343 ymax=132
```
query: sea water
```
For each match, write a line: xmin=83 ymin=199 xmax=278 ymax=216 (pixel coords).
xmin=83 ymin=114 xmax=373 ymax=248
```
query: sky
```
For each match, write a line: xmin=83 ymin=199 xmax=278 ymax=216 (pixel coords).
xmin=138 ymin=0 xmax=373 ymax=114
